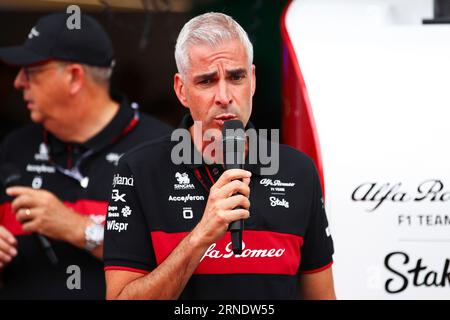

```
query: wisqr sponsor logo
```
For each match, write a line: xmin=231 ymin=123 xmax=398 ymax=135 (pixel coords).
xmin=200 ymin=241 xmax=286 ymax=262
xmin=106 ymin=220 xmax=128 ymax=232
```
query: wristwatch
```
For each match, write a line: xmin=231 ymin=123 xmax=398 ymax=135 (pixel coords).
xmin=84 ymin=216 xmax=104 ymax=251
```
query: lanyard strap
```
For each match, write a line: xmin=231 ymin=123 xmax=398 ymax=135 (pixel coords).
xmin=42 ymin=107 xmax=140 ymax=188
xmin=193 ymin=166 xmax=216 ymax=193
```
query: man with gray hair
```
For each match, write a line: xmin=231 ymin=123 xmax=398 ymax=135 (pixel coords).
xmin=104 ymin=12 xmax=335 ymax=300
xmin=0 ymin=12 xmax=171 ymax=299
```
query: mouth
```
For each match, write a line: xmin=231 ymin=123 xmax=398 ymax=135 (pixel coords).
xmin=26 ymin=101 xmax=34 ymax=109
xmin=213 ymin=113 xmax=238 ymax=126
xmin=24 ymin=96 xmax=34 ymax=109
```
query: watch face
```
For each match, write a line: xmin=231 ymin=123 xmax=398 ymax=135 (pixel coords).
xmin=87 ymin=224 xmax=104 ymax=242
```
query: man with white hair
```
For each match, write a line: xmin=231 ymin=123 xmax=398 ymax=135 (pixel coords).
xmin=0 ymin=12 xmax=171 ymax=299
xmin=104 ymin=12 xmax=335 ymax=299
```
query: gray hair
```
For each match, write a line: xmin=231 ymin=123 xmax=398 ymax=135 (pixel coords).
xmin=57 ymin=61 xmax=113 ymax=87
xmin=175 ymin=12 xmax=254 ymax=78
xmin=82 ymin=64 xmax=113 ymax=87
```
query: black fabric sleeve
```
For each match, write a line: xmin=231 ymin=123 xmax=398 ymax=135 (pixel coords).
xmin=103 ymin=158 xmax=156 ymax=273
xmin=0 ymin=138 xmax=6 ymax=223
xmin=299 ymin=163 xmax=334 ymax=273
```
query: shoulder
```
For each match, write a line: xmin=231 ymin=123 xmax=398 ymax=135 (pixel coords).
xmin=136 ymin=113 xmax=173 ymax=137
xmin=279 ymin=144 xmax=316 ymax=168
xmin=118 ymin=134 xmax=175 ymax=170
xmin=276 ymin=143 xmax=320 ymax=183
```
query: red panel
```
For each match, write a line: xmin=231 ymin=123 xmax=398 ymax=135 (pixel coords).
xmin=65 ymin=199 xmax=108 ymax=216
xmin=301 ymin=261 xmax=334 ymax=274
xmin=0 ymin=202 xmax=23 ymax=235
xmin=0 ymin=199 xmax=108 ymax=236
xmin=151 ymin=230 xmax=304 ymax=275
xmin=280 ymin=0 xmax=325 ymax=195
xmin=104 ymin=266 xmax=149 ymax=275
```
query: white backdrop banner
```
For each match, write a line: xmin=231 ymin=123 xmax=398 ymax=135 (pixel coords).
xmin=283 ymin=0 xmax=450 ymax=299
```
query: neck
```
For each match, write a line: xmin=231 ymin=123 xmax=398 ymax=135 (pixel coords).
xmin=188 ymin=125 xmax=249 ymax=165
xmin=189 ymin=125 xmax=217 ymax=163
xmin=48 ymin=90 xmax=119 ymax=143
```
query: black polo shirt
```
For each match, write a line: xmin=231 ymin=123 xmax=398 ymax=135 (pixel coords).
xmin=103 ymin=114 xmax=334 ymax=299
xmin=0 ymin=98 xmax=171 ymax=299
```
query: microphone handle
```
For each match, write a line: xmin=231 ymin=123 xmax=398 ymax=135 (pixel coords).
xmin=34 ymin=234 xmax=59 ymax=266
xmin=229 ymin=217 xmax=243 ymax=255
xmin=1 ymin=166 xmax=59 ymax=266
xmin=224 ymin=153 xmax=245 ymax=255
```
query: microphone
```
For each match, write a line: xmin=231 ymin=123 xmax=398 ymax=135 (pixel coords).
xmin=222 ymin=120 xmax=246 ymax=255
xmin=0 ymin=163 xmax=58 ymax=266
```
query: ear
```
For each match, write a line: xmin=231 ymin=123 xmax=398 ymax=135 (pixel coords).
xmin=67 ymin=64 xmax=84 ymax=95
xmin=251 ymin=64 xmax=256 ymax=97
xmin=174 ymin=73 xmax=189 ymax=108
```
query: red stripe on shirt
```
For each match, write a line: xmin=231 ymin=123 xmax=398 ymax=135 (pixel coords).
xmin=65 ymin=199 xmax=108 ymax=216
xmin=104 ymin=266 xmax=149 ymax=274
xmin=0 ymin=199 xmax=108 ymax=236
xmin=150 ymin=230 xmax=304 ymax=275
xmin=301 ymin=261 xmax=333 ymax=274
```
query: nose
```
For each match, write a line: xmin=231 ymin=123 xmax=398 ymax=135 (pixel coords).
xmin=215 ymin=79 xmax=232 ymax=107
xmin=14 ymin=68 xmax=28 ymax=90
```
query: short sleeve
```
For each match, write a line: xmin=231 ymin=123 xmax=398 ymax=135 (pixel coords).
xmin=103 ymin=158 xmax=156 ymax=274
xmin=299 ymin=164 xmax=334 ymax=274
xmin=0 ymin=138 xmax=6 ymax=224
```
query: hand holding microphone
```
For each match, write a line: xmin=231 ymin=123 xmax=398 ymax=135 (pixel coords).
xmin=192 ymin=168 xmax=251 ymax=250
xmin=222 ymin=120 xmax=247 ymax=254
xmin=0 ymin=163 xmax=58 ymax=266
xmin=191 ymin=120 xmax=251 ymax=254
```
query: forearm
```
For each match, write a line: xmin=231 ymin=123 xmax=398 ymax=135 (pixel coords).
xmin=89 ymin=244 xmax=103 ymax=259
xmin=114 ymin=232 xmax=208 ymax=300
xmin=64 ymin=214 xmax=103 ymax=260
xmin=299 ymin=267 xmax=336 ymax=300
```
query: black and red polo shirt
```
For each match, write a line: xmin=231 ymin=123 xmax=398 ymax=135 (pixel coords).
xmin=0 ymin=98 xmax=171 ymax=299
xmin=103 ymin=114 xmax=334 ymax=299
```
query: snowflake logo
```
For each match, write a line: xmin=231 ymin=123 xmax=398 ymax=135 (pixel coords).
xmin=122 ymin=206 xmax=132 ymax=217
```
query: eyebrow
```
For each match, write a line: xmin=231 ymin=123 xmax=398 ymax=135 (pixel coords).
xmin=226 ymin=68 xmax=247 ymax=78
xmin=193 ymin=68 xmax=248 ymax=83
xmin=193 ymin=71 xmax=217 ymax=83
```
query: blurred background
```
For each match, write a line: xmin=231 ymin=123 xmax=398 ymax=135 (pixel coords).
xmin=2 ymin=0 xmax=450 ymax=300
xmin=0 ymin=0 xmax=287 ymax=140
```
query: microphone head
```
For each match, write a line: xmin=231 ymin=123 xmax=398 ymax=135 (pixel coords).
xmin=222 ymin=119 xmax=245 ymax=141
xmin=222 ymin=120 xmax=246 ymax=168
xmin=0 ymin=163 xmax=22 ymax=189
